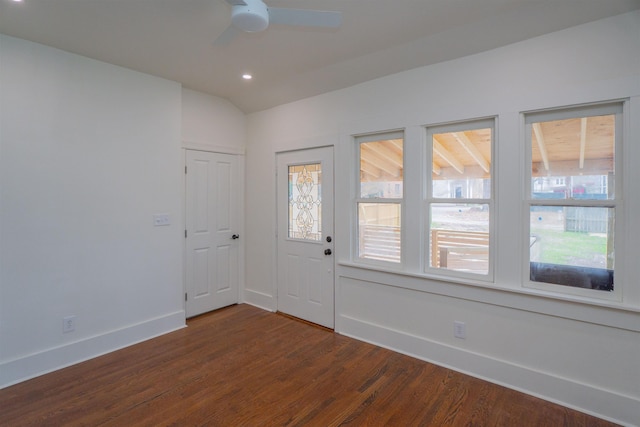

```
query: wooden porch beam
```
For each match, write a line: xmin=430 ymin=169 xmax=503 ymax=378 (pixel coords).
xmin=361 ymin=145 xmax=402 ymax=178
xmin=388 ymin=138 xmax=403 ymax=152
xmin=360 ymin=160 xmax=381 ymax=179
xmin=579 ymin=117 xmax=587 ymax=169
xmin=531 ymin=158 xmax=612 ymax=177
xmin=433 ymin=137 xmax=464 ymax=174
xmin=532 ymin=123 xmax=550 ymax=171
xmin=452 ymin=132 xmax=490 ymax=173
xmin=366 ymin=140 xmax=403 ymax=168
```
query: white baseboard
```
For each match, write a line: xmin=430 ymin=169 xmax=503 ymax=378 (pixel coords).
xmin=243 ymin=289 xmax=276 ymax=312
xmin=338 ymin=314 xmax=638 ymax=427
xmin=0 ymin=310 xmax=186 ymax=389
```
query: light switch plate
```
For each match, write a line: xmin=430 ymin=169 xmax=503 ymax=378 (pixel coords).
xmin=153 ymin=214 xmax=171 ymax=226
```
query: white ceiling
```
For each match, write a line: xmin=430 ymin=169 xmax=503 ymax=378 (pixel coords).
xmin=1 ymin=0 xmax=639 ymax=113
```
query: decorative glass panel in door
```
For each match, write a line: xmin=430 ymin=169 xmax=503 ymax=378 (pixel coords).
xmin=288 ymin=163 xmax=322 ymax=241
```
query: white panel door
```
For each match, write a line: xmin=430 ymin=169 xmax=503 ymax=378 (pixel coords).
xmin=185 ymin=150 xmax=239 ymax=318
xmin=277 ymin=147 xmax=334 ymax=328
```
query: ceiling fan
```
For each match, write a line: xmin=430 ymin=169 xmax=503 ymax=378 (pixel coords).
xmin=215 ymin=0 xmax=342 ymax=44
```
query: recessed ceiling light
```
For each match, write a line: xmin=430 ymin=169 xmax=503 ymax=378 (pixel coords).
xmin=242 ymin=74 xmax=253 ymax=80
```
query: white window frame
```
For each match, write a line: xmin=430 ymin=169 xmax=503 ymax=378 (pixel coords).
xmin=523 ymin=102 xmax=623 ymax=302
xmin=354 ymin=130 xmax=405 ymax=267
xmin=424 ymin=118 xmax=496 ymax=282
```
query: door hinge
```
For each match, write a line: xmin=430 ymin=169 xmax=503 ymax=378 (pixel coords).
xmin=185 ymin=166 xmax=187 ymax=174
xmin=185 ymin=292 xmax=188 ymax=302
xmin=185 ymin=229 xmax=187 ymax=238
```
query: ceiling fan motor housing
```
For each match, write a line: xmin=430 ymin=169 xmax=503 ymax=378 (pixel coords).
xmin=231 ymin=0 xmax=269 ymax=32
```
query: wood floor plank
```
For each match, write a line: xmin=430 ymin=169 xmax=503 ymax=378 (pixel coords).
xmin=0 ymin=304 xmax=618 ymax=426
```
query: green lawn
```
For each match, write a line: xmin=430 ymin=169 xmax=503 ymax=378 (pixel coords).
xmin=531 ymin=228 xmax=608 ymax=267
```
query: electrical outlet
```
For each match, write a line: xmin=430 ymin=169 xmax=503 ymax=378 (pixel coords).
xmin=63 ymin=315 xmax=76 ymax=333
xmin=153 ymin=214 xmax=171 ymax=226
xmin=453 ymin=320 xmax=466 ymax=339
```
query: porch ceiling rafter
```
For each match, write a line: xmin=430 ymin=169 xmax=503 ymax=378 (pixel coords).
xmin=361 ymin=144 xmax=402 ymax=178
xmin=579 ymin=117 xmax=587 ymax=169
xmin=433 ymin=137 xmax=465 ymax=174
xmin=365 ymin=140 xmax=403 ymax=167
xmin=452 ymin=132 xmax=490 ymax=173
xmin=532 ymin=123 xmax=550 ymax=171
xmin=360 ymin=160 xmax=382 ymax=179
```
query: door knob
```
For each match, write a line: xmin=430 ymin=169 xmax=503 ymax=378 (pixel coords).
xmin=324 ymin=248 xmax=332 ymax=255
xmin=231 ymin=234 xmax=240 ymax=240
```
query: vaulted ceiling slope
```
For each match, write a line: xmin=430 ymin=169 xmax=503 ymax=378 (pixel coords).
xmin=1 ymin=0 xmax=639 ymax=113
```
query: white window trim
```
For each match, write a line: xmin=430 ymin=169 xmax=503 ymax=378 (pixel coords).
xmin=522 ymin=101 xmax=624 ymax=303
xmin=424 ymin=118 xmax=496 ymax=282
xmin=354 ymin=130 xmax=406 ymax=268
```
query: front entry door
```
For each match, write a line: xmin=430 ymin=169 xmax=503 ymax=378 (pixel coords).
xmin=276 ymin=147 xmax=334 ymax=329
xmin=185 ymin=150 xmax=240 ymax=318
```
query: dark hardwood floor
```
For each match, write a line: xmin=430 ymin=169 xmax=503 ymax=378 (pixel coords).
xmin=0 ymin=304 xmax=617 ymax=426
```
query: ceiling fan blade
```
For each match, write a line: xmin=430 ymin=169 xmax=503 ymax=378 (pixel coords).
xmin=268 ymin=8 xmax=342 ymax=28
xmin=225 ymin=0 xmax=247 ymax=5
xmin=214 ymin=25 xmax=241 ymax=45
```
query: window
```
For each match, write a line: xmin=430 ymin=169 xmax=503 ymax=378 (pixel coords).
xmin=356 ymin=131 xmax=403 ymax=263
xmin=288 ymin=163 xmax=321 ymax=241
xmin=425 ymin=119 xmax=494 ymax=277
xmin=525 ymin=103 xmax=621 ymax=296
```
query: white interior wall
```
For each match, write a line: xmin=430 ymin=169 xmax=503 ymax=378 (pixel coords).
xmin=181 ymin=88 xmax=246 ymax=154
xmin=245 ymin=11 xmax=640 ymax=425
xmin=0 ymin=35 xmax=185 ymax=387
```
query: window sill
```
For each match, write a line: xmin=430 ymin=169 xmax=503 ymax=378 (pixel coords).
xmin=337 ymin=259 xmax=640 ymax=332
